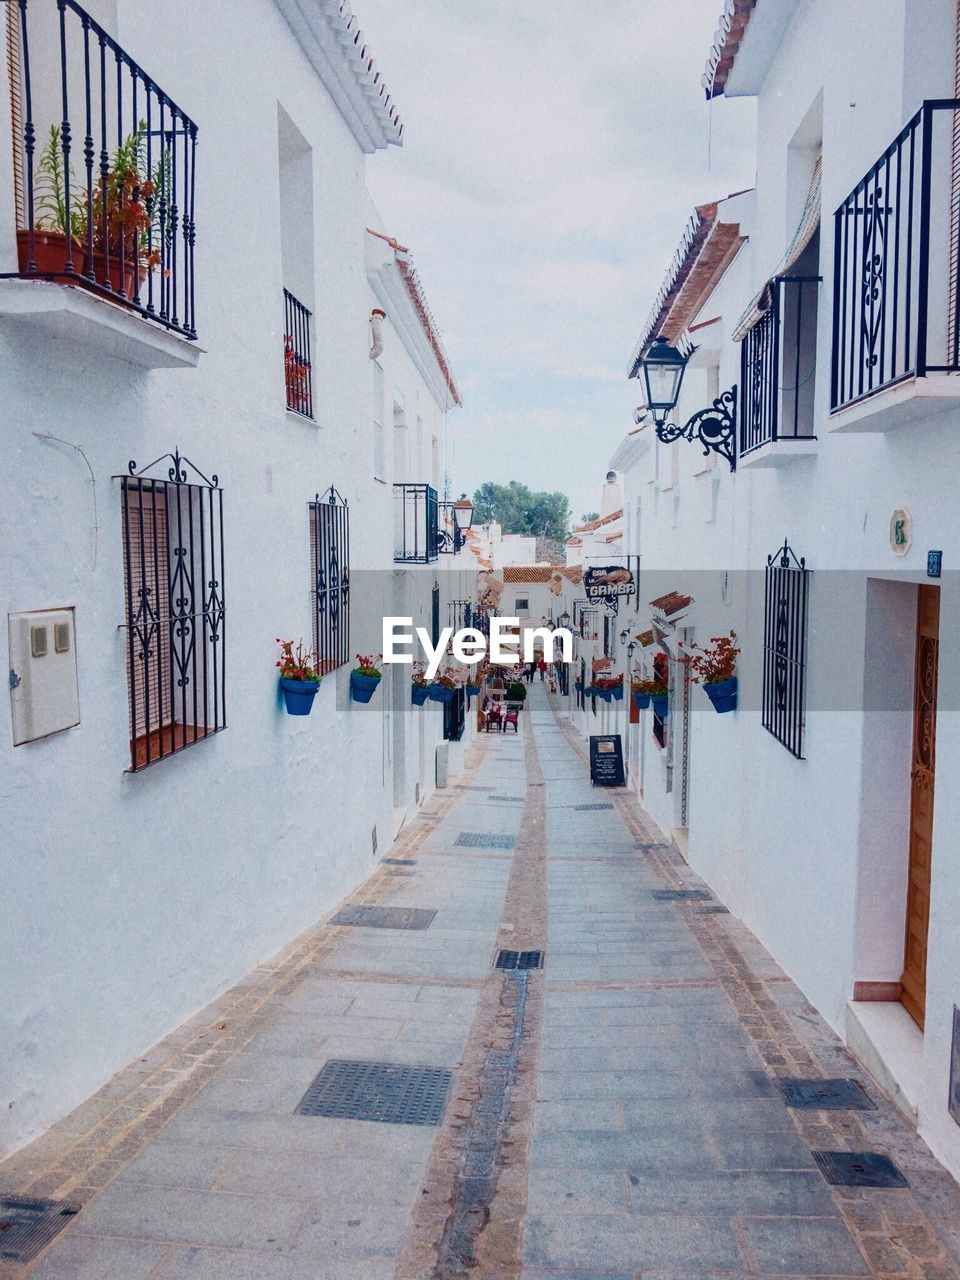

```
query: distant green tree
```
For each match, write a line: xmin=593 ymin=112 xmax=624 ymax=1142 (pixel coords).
xmin=472 ymin=481 xmax=571 ymax=544
xmin=580 ymin=511 xmax=599 ymax=524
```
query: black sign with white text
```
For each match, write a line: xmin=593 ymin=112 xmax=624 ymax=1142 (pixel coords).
xmin=589 ymin=735 xmax=625 ymax=787
xmin=584 ymin=565 xmax=635 ymax=600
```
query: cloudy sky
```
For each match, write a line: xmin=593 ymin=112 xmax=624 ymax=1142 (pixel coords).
xmin=359 ymin=1 xmax=757 ymax=523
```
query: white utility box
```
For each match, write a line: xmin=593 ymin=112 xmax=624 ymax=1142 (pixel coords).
xmin=8 ymin=608 xmax=80 ymax=745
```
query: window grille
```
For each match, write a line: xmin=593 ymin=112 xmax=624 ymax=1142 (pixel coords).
xmin=284 ymin=289 xmax=313 ymax=418
xmin=310 ymin=487 xmax=349 ymax=674
xmin=763 ymin=540 xmax=810 ymax=758
xmin=431 ymin=581 xmax=441 ymax=648
xmin=447 ymin=600 xmax=470 ymax=630
xmin=120 ymin=451 xmax=224 ymax=772
xmin=393 ymin=483 xmax=439 ymax=563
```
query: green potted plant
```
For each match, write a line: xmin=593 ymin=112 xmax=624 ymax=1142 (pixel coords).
xmin=18 ymin=122 xmax=167 ymax=301
xmin=411 ymin=662 xmax=430 ymax=706
xmin=631 ymin=677 xmax=649 ymax=710
xmin=276 ymin=638 xmax=321 ymax=715
xmin=505 ymin=680 xmax=527 ymax=703
xmin=350 ymin=653 xmax=382 ymax=703
xmin=679 ymin=632 xmax=740 ymax=714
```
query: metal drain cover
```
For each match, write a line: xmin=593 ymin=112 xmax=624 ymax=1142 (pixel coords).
xmin=0 ymin=1196 xmax=80 ymax=1263
xmin=777 ymin=1079 xmax=876 ymax=1111
xmin=496 ymin=949 xmax=544 ymax=970
xmin=652 ymin=889 xmax=712 ymax=901
xmin=694 ymin=904 xmax=730 ymax=915
xmin=813 ymin=1151 xmax=907 ymax=1188
xmin=487 ymin=795 xmax=524 ymax=803
xmin=574 ymin=803 xmax=614 ymax=811
xmin=456 ymin=785 xmax=493 ymax=791
xmin=455 ymin=832 xmax=515 ymax=849
xmin=382 ymin=858 xmax=416 ymax=866
xmin=330 ymin=905 xmax=436 ymax=930
xmin=296 ymin=1059 xmax=451 ymax=1125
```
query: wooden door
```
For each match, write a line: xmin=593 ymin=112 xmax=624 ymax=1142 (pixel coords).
xmin=900 ymin=586 xmax=939 ymax=1029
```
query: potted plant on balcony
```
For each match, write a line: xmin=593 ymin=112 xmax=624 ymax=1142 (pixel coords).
xmin=350 ymin=653 xmax=382 ymax=703
xmin=594 ymin=673 xmax=623 ymax=702
xmin=411 ymin=662 xmax=430 ymax=706
xmin=428 ymin=668 xmax=458 ymax=702
xmin=679 ymin=632 xmax=740 ymax=714
xmin=649 ymin=680 xmax=670 ymax=718
xmin=19 ymin=122 xmax=166 ymax=301
xmin=632 ymin=678 xmax=652 ymax=710
xmin=276 ymin=638 xmax=321 ymax=715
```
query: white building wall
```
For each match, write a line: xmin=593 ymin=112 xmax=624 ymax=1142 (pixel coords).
xmin=0 ymin=0 xmax=471 ymax=1157
xmin=617 ymin=0 xmax=960 ymax=1181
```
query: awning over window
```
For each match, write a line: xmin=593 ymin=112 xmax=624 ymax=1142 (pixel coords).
xmin=732 ymin=155 xmax=821 ymax=341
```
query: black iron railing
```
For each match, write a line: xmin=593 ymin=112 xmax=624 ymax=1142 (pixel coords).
xmin=120 ymin=451 xmax=225 ymax=772
xmin=831 ymin=100 xmax=960 ymax=410
xmin=393 ymin=483 xmax=439 ymax=563
xmin=740 ymin=276 xmax=821 ymax=455
xmin=762 ymin=540 xmax=809 ymax=759
xmin=310 ymin=487 xmax=349 ymax=675
xmin=4 ymin=0 xmax=198 ymax=338
xmin=284 ymin=288 xmax=313 ymax=417
xmin=447 ymin=599 xmax=470 ymax=630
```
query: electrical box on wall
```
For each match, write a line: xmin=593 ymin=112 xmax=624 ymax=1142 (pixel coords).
xmin=8 ymin=609 xmax=80 ymax=745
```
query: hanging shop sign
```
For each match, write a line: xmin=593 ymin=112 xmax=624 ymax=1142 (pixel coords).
xmin=584 ymin=565 xmax=636 ymax=600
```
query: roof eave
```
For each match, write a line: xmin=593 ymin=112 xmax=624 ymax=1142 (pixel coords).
xmin=274 ymin=0 xmax=403 ymax=152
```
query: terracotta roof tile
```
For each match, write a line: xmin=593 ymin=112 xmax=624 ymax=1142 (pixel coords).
xmin=702 ymin=0 xmax=759 ymax=100
xmin=649 ymin=591 xmax=693 ymax=617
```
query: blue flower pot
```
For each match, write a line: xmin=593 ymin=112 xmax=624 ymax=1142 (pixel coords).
xmin=703 ymin=676 xmax=737 ymax=714
xmin=633 ymin=690 xmax=650 ymax=710
xmin=280 ymin=677 xmax=320 ymax=715
xmin=611 ymin=684 xmax=624 ymax=702
xmin=428 ymin=683 xmax=455 ymax=703
xmin=350 ymin=670 xmax=381 ymax=703
xmin=597 ymin=688 xmax=612 ymax=703
xmin=466 ymin=684 xmax=481 ymax=696
xmin=411 ymin=685 xmax=429 ymax=706
xmin=651 ymin=693 xmax=669 ymax=718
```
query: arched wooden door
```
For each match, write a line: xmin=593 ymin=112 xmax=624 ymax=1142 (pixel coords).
xmin=900 ymin=585 xmax=939 ymax=1029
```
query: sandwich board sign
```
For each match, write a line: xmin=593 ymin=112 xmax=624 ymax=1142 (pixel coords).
xmin=589 ymin=735 xmax=625 ymax=787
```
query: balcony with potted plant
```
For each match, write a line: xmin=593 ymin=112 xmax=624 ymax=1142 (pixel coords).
xmin=0 ymin=0 xmax=200 ymax=368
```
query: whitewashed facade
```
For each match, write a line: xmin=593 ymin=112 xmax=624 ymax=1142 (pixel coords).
xmin=0 ymin=0 xmax=474 ymax=1158
xmin=612 ymin=0 xmax=960 ymax=1181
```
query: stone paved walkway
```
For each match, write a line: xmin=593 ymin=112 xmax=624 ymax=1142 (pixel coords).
xmin=3 ymin=684 xmax=960 ymax=1278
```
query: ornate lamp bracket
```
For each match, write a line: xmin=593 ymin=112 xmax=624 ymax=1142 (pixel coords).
xmin=654 ymin=387 xmax=737 ymax=471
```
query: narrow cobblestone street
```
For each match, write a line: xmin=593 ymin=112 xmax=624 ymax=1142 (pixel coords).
xmin=3 ymin=684 xmax=960 ymax=1279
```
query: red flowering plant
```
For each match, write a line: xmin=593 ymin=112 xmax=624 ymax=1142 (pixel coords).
xmin=430 ymin=666 xmax=459 ymax=688
xmin=276 ymin=638 xmax=321 ymax=684
xmin=353 ymin=653 xmax=383 ymax=679
xmin=593 ymin=672 xmax=623 ymax=691
xmin=677 ymin=632 xmax=740 ymax=685
xmin=284 ymin=334 xmax=311 ymax=409
xmin=633 ymin=650 xmax=670 ymax=696
xmin=411 ymin=661 xmax=430 ymax=688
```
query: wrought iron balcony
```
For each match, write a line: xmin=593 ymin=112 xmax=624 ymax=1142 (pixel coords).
xmin=740 ymin=276 xmax=820 ymax=456
xmin=393 ymin=483 xmax=439 ymax=564
xmin=3 ymin=0 xmax=198 ymax=339
xmin=831 ymin=100 xmax=960 ymax=412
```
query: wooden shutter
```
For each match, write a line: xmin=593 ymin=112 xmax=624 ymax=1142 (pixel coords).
xmin=124 ymin=484 xmax=172 ymax=747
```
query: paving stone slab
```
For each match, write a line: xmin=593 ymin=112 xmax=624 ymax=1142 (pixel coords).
xmin=739 ymin=1214 xmax=870 ymax=1275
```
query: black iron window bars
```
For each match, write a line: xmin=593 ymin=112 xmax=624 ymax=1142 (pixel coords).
xmin=394 ymin=483 xmax=439 ymax=564
xmin=763 ymin=539 xmax=809 ymax=759
xmin=447 ymin=599 xmax=471 ymax=631
xmin=740 ymin=276 xmax=821 ymax=456
xmin=831 ymin=99 xmax=960 ymax=410
xmin=4 ymin=0 xmax=198 ymax=338
xmin=284 ymin=288 xmax=313 ymax=418
xmin=120 ymin=451 xmax=225 ymax=772
xmin=310 ymin=487 xmax=349 ymax=675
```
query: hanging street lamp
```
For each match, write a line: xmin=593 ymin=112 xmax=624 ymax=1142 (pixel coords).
xmin=636 ymin=335 xmax=737 ymax=471
xmin=439 ymin=493 xmax=475 ymax=554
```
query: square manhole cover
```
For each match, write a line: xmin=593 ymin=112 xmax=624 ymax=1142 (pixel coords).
xmin=813 ymin=1151 xmax=908 ymax=1188
xmin=330 ymin=905 xmax=436 ymax=930
xmin=777 ymin=1078 xmax=875 ymax=1111
xmin=496 ymin=949 xmax=543 ymax=970
xmin=0 ymin=1196 xmax=80 ymax=1263
xmin=296 ymin=1060 xmax=451 ymax=1125
xmin=455 ymin=832 xmax=516 ymax=849
xmin=652 ymin=889 xmax=712 ymax=902
xmin=573 ymin=803 xmax=614 ymax=811
xmin=382 ymin=858 xmax=416 ymax=866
